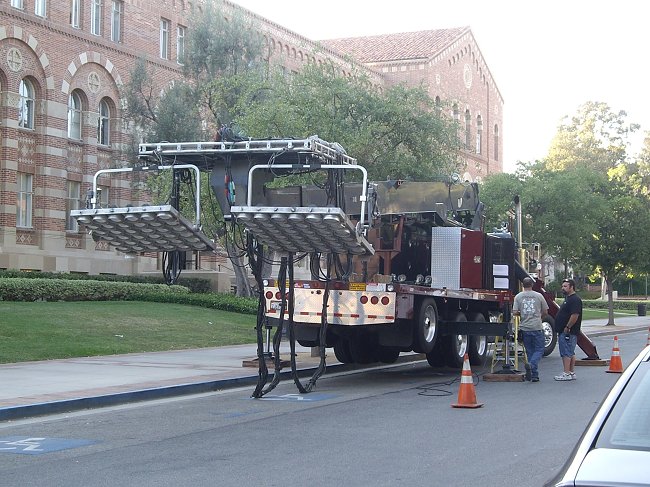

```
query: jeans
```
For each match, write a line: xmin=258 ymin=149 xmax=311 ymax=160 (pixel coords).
xmin=558 ymin=332 xmax=578 ymax=357
xmin=522 ymin=330 xmax=545 ymax=379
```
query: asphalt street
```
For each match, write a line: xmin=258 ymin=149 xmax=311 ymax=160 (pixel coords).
xmin=0 ymin=330 xmax=647 ymax=486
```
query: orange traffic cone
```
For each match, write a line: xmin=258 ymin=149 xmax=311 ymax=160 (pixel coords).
xmin=606 ymin=336 xmax=624 ymax=374
xmin=452 ymin=353 xmax=484 ymax=408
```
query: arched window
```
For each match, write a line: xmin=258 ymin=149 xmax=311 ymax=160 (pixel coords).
xmin=465 ymin=109 xmax=471 ymax=150
xmin=476 ymin=115 xmax=483 ymax=154
xmin=18 ymin=79 xmax=35 ymax=129
xmin=98 ymin=99 xmax=110 ymax=145
xmin=494 ymin=124 xmax=499 ymax=160
xmin=68 ymin=91 xmax=82 ymax=139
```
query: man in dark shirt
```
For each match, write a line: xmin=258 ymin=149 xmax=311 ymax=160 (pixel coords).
xmin=554 ymin=278 xmax=582 ymax=381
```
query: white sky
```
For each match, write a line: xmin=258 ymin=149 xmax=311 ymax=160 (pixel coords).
xmin=232 ymin=0 xmax=649 ymax=173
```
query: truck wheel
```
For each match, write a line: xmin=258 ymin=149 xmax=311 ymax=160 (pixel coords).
xmin=444 ymin=312 xmax=468 ymax=369
xmin=542 ymin=315 xmax=557 ymax=356
xmin=334 ymin=339 xmax=353 ymax=364
xmin=425 ymin=339 xmax=446 ymax=368
xmin=467 ymin=312 xmax=488 ymax=366
xmin=413 ymin=298 xmax=439 ymax=354
xmin=348 ymin=337 xmax=376 ymax=364
xmin=377 ymin=346 xmax=400 ymax=364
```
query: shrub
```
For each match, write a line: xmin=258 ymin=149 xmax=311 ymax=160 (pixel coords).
xmin=0 ymin=278 xmax=257 ymax=314
xmin=0 ymin=269 xmax=212 ymax=293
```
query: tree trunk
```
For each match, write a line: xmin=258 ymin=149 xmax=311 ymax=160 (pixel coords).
xmin=606 ymin=276 xmax=616 ymax=326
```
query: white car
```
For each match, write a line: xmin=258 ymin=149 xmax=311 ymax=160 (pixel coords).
xmin=545 ymin=345 xmax=650 ymax=486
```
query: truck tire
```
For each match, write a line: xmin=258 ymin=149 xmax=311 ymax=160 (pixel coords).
xmin=334 ymin=339 xmax=353 ymax=364
xmin=444 ymin=312 xmax=468 ymax=369
xmin=467 ymin=312 xmax=489 ymax=366
xmin=425 ymin=339 xmax=446 ymax=368
xmin=542 ymin=315 xmax=557 ymax=356
xmin=348 ymin=337 xmax=376 ymax=364
xmin=413 ymin=298 xmax=439 ymax=354
xmin=377 ymin=346 xmax=401 ymax=364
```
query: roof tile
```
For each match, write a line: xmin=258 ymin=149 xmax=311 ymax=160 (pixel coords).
xmin=321 ymin=27 xmax=469 ymax=63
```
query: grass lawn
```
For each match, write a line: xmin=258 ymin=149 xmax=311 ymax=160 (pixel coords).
xmin=0 ymin=301 xmax=257 ymax=363
xmin=0 ymin=300 xmax=639 ymax=364
xmin=582 ymin=308 xmax=637 ymax=320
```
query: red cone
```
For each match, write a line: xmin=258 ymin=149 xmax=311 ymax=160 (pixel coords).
xmin=606 ymin=336 xmax=624 ymax=374
xmin=452 ymin=354 xmax=484 ymax=408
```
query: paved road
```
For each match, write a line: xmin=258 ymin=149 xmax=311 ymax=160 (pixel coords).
xmin=0 ymin=331 xmax=647 ymax=487
xmin=0 ymin=315 xmax=647 ymax=421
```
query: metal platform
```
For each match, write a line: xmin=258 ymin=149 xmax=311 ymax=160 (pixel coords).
xmin=71 ymin=205 xmax=216 ymax=253
xmin=231 ymin=206 xmax=374 ymax=255
xmin=138 ymin=136 xmax=357 ymax=168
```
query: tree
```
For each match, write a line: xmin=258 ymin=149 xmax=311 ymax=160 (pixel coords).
xmin=122 ymin=1 xmax=465 ymax=295
xmin=235 ymin=61 xmax=463 ymax=180
xmin=181 ymin=0 xmax=267 ymax=137
xmin=479 ymin=171 xmax=525 ymax=233
xmin=585 ymin=181 xmax=650 ymax=324
xmin=121 ymin=1 xmax=266 ymax=295
xmin=545 ymin=101 xmax=639 ymax=171
xmin=537 ymin=102 xmax=650 ymax=324
xmin=524 ymin=167 xmax=607 ymax=276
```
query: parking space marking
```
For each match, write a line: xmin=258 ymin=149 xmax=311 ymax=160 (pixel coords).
xmin=0 ymin=437 xmax=96 ymax=455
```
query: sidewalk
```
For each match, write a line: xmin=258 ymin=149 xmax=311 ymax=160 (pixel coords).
xmin=1 ymin=316 xmax=648 ymax=421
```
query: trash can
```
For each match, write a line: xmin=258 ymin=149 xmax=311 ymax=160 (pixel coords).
xmin=638 ymin=303 xmax=646 ymax=316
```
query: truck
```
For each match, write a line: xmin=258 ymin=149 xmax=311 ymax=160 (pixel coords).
xmin=71 ymin=135 xmax=599 ymax=393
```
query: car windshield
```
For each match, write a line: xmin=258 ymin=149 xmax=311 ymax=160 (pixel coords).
xmin=596 ymin=361 xmax=650 ymax=451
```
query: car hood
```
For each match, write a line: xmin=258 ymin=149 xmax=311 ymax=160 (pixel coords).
xmin=575 ymin=448 xmax=650 ymax=486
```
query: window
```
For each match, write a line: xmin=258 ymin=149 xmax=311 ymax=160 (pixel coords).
xmin=70 ymin=0 xmax=80 ymax=27
xmin=98 ymin=99 xmax=110 ymax=145
xmin=494 ymin=125 xmax=499 ymax=160
xmin=91 ymin=0 xmax=102 ymax=36
xmin=18 ymin=79 xmax=35 ymax=129
xmin=35 ymin=0 xmax=46 ymax=16
xmin=17 ymin=173 xmax=33 ymax=228
xmin=464 ymin=109 xmax=471 ymax=150
xmin=476 ymin=115 xmax=483 ymax=154
xmin=160 ymin=18 xmax=170 ymax=59
xmin=68 ymin=91 xmax=82 ymax=140
xmin=111 ymin=1 xmax=122 ymax=42
xmin=66 ymin=181 xmax=81 ymax=231
xmin=11 ymin=0 xmax=23 ymax=8
xmin=177 ymin=25 xmax=186 ymax=64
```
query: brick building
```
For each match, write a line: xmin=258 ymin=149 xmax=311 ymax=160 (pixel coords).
xmin=0 ymin=0 xmax=502 ymax=277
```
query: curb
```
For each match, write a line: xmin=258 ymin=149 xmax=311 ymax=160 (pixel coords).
xmin=584 ymin=325 xmax=649 ymax=338
xmin=0 ymin=353 xmax=425 ymax=422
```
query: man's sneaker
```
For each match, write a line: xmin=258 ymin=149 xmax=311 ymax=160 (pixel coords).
xmin=524 ymin=363 xmax=532 ymax=381
xmin=570 ymin=372 xmax=576 ymax=380
xmin=554 ymin=372 xmax=574 ymax=381
xmin=531 ymin=377 xmax=540 ymax=382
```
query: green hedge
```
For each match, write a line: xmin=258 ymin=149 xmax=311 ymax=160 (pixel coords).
xmin=0 ymin=278 xmax=189 ymax=302
xmin=0 ymin=269 xmax=212 ymax=293
xmin=582 ymin=299 xmax=648 ymax=311
xmin=0 ymin=278 xmax=258 ymax=315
